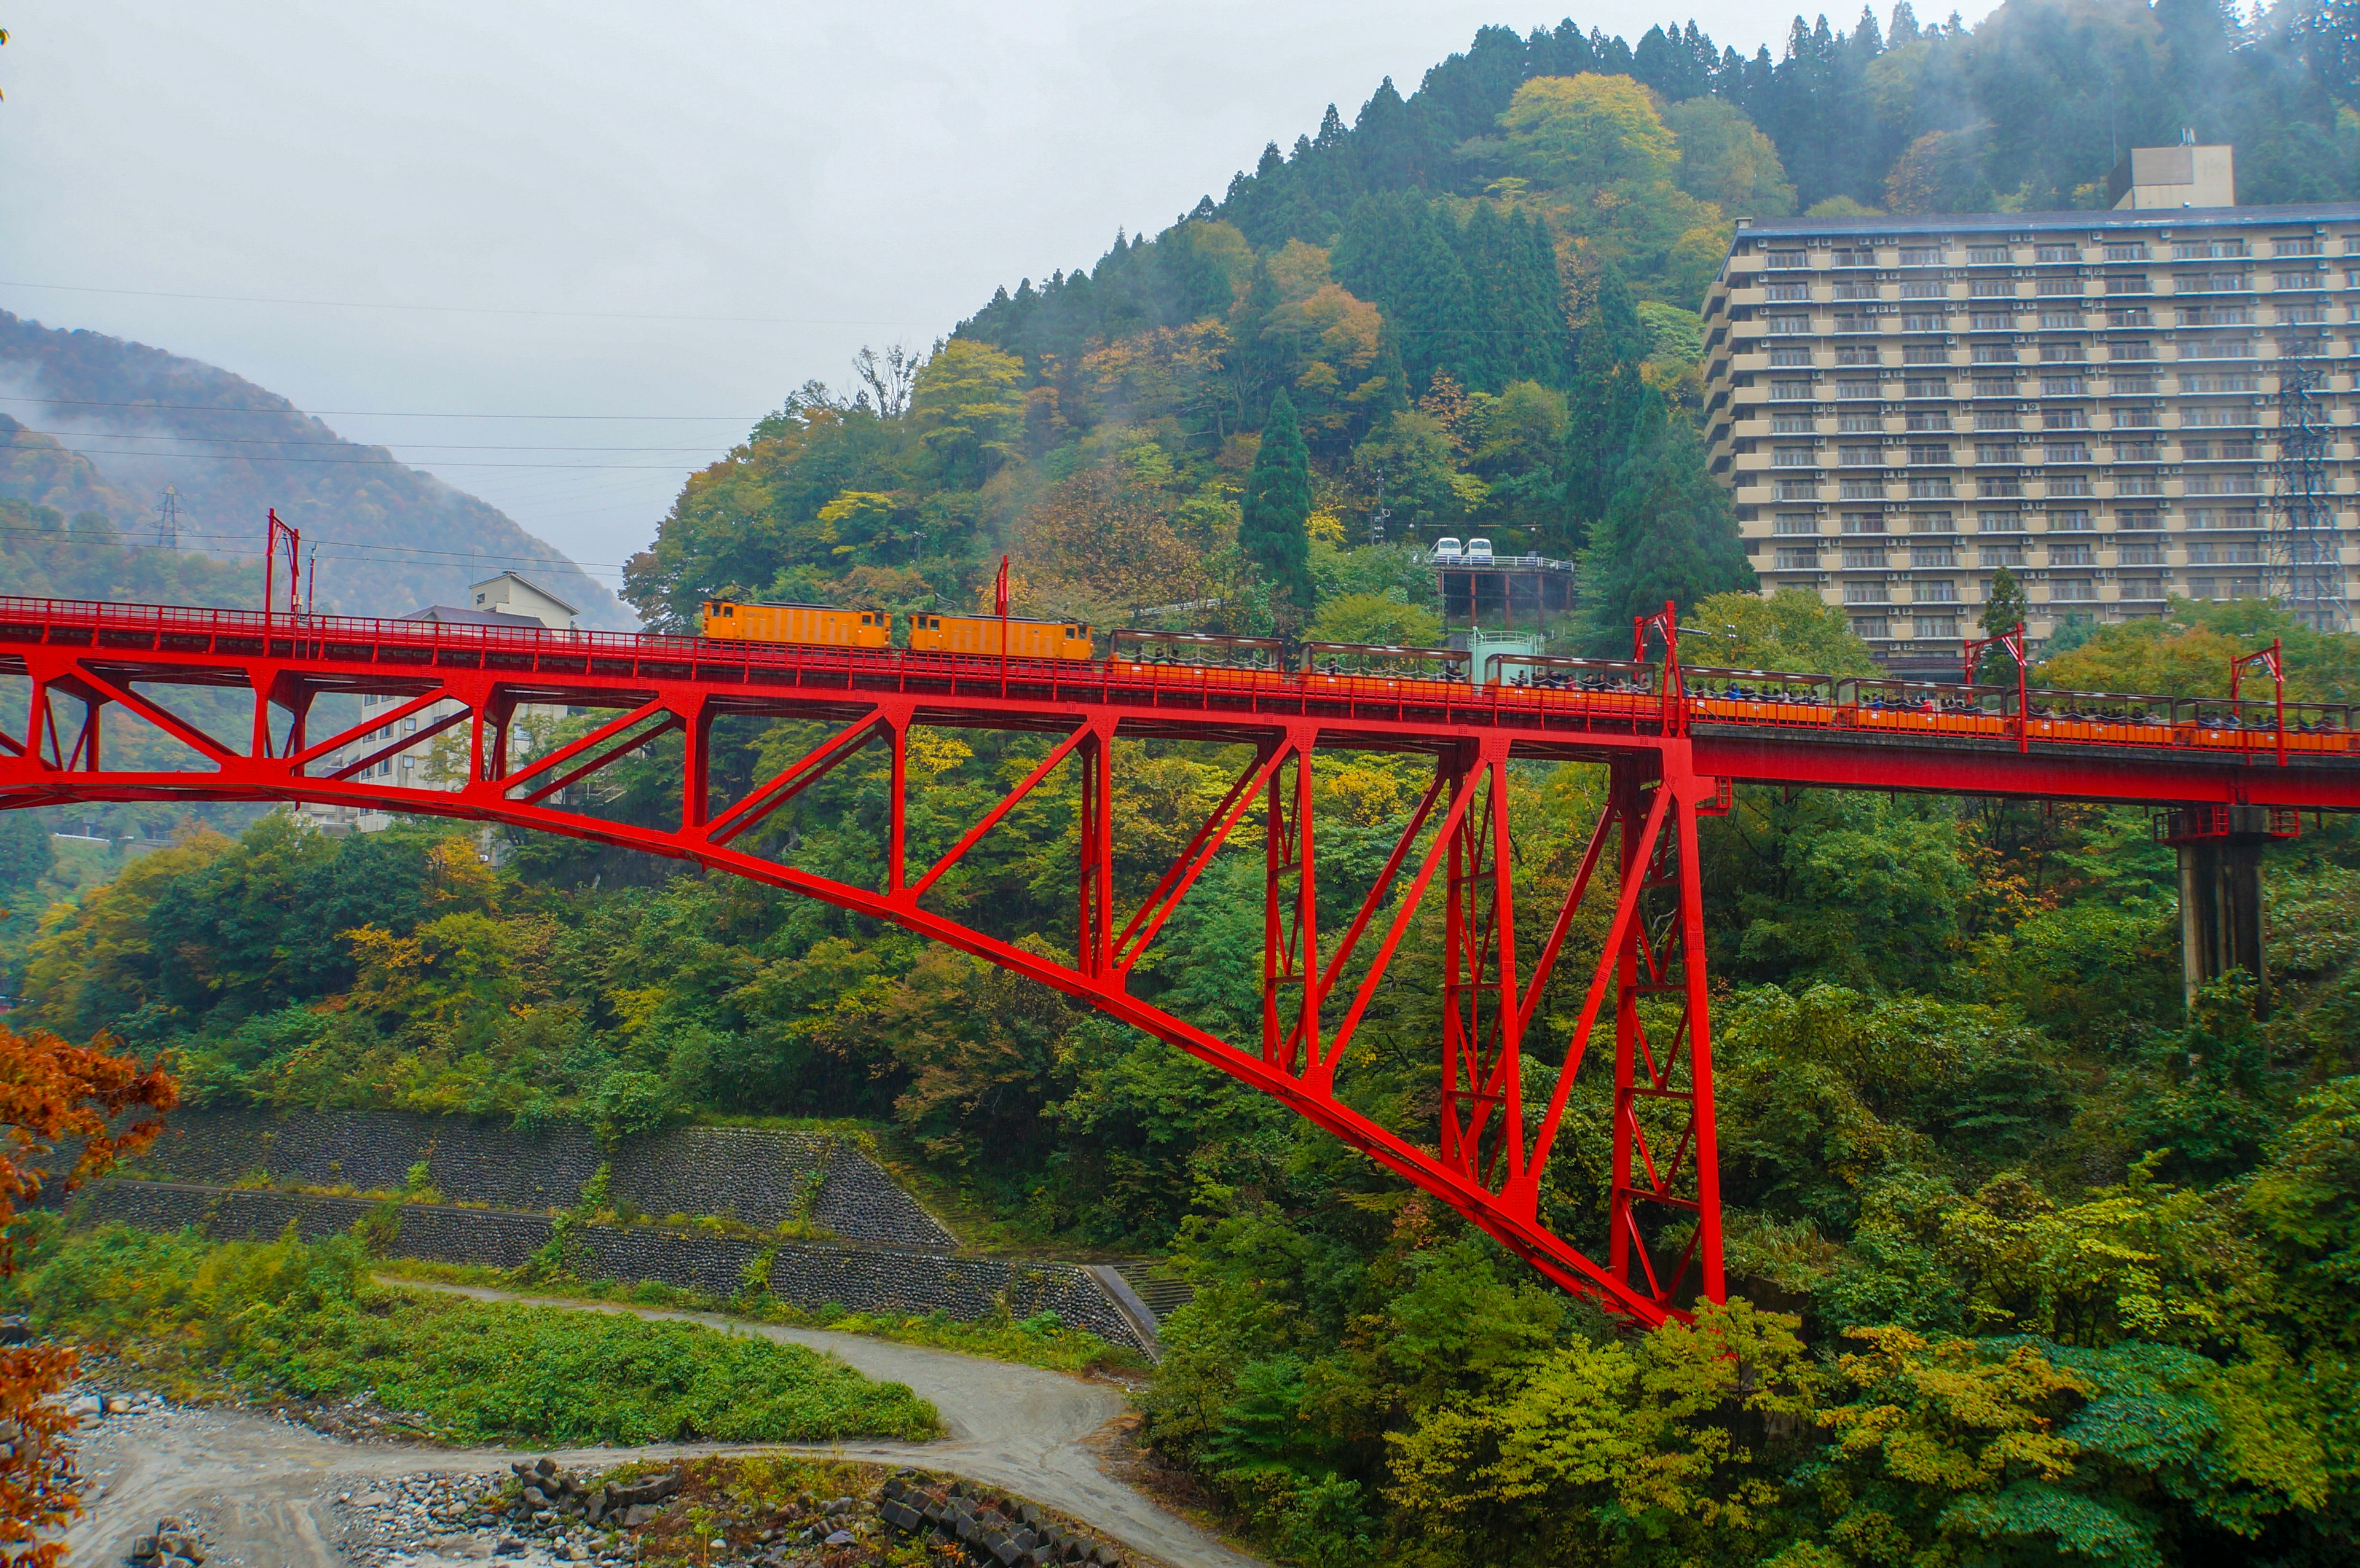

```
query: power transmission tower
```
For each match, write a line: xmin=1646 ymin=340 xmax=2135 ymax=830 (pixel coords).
xmin=2270 ymin=342 xmax=2345 ymax=630
xmin=154 ymin=485 xmax=183 ymax=549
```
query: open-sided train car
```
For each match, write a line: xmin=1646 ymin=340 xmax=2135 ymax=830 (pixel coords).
xmin=1838 ymin=676 xmax=2015 ymax=738
xmin=2174 ymin=694 xmax=2352 ymax=754
xmin=1488 ymin=654 xmax=1660 ymax=721
xmin=1683 ymin=665 xmax=1841 ymax=728
xmin=2020 ymin=690 xmax=2178 ymax=748
xmin=1107 ymin=630 xmax=1288 ymax=689
xmin=1299 ymin=641 xmax=1471 ymax=692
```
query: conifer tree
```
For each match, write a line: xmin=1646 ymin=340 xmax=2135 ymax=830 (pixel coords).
xmin=1241 ymin=390 xmax=1316 ymax=618
xmin=1575 ymin=407 xmax=1755 ymax=652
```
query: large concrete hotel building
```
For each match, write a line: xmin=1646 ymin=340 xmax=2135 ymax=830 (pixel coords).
xmin=1701 ymin=144 xmax=2359 ymax=667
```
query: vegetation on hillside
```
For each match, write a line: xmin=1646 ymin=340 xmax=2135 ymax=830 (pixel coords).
xmin=0 ymin=312 xmax=626 ymax=624
xmin=12 ymin=6 xmax=2360 ymax=1563
xmin=6 ymin=1220 xmax=941 ymax=1445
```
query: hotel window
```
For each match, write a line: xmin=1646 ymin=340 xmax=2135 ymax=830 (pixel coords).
xmin=1903 ymin=312 xmax=1947 ymax=331
xmin=1973 ymin=344 xmax=2016 ymax=364
xmin=1916 ymin=580 xmax=1960 ymax=602
xmin=1838 ymin=413 xmax=1882 ymax=434
xmin=1771 ymin=413 xmax=1814 ymax=434
xmin=1968 ymin=245 xmax=2010 ymax=264
xmin=1899 ymin=246 xmax=1943 ymax=265
xmin=2040 ymin=375 xmax=2086 ymax=396
xmin=2049 ymin=543 xmax=2094 ymax=566
xmin=2109 ymin=337 xmax=2155 ymax=357
xmin=1841 ymin=478 xmax=1887 ymax=499
xmin=1833 ymin=281 xmax=1879 ymax=300
xmin=1767 ymin=315 xmax=1811 ymax=334
xmin=1900 ymin=280 xmax=1944 ymax=299
xmin=1975 ymin=441 xmax=2021 ymax=461
xmin=2051 ymin=579 xmax=2098 ymax=601
xmin=1772 ymin=446 xmax=1817 ymax=467
xmin=1980 ymin=476 xmax=2024 ymax=498
xmin=1839 ymin=443 xmax=1882 ymax=465
xmin=2104 ymin=273 xmax=2150 ymax=292
xmin=1765 ymin=249 xmax=1808 ymax=269
xmin=2040 ymin=311 xmax=2083 ymax=329
xmin=1908 ymin=477 xmax=1956 ymax=498
xmin=1770 ymin=378 xmax=1813 ymax=400
xmin=2051 ymin=509 xmax=2093 ymax=531
xmin=1769 ymin=347 xmax=1812 ymax=367
xmin=1913 ymin=544 xmax=1957 ymax=567
xmin=1774 ymin=547 xmax=1820 ymax=570
xmin=1765 ymin=281 xmax=1811 ymax=301
xmin=2048 ymin=476 xmax=2093 ymax=498
xmin=1979 ymin=543 xmax=2026 ymax=566
xmin=1906 ymin=411 xmax=1949 ymax=432
xmin=1908 ymin=442 xmax=1953 ymax=463
xmin=1903 ymin=376 xmax=1949 ymax=397
xmin=2273 ymin=270 xmax=2323 ymax=289
xmin=1841 ymin=512 xmax=1888 ymax=534
xmin=1843 ymin=583 xmax=1891 ymax=603
xmin=1843 ymin=546 xmax=1888 ymax=568
xmin=1852 ymin=616 xmax=1890 ymax=638
xmin=1972 ymin=312 xmax=2015 ymax=331
xmin=1902 ymin=345 xmax=1948 ymax=364
xmin=1970 ymin=279 xmax=2014 ymax=297
xmin=1837 ymin=378 xmax=1878 ymax=399
xmin=2274 ymin=237 xmax=2323 ymax=257
xmin=1835 ymin=345 xmax=1880 ymax=366
xmin=2120 ymin=577 xmax=2165 ymax=599
xmin=2036 ymin=243 xmax=2080 ymax=263
xmin=1774 ymin=513 xmax=1819 ymax=535
xmin=2046 ymin=442 xmax=2093 ymax=463
xmin=1775 ymin=479 xmax=1820 ymax=500
xmin=2102 ymin=243 xmax=2149 ymax=261
xmin=1914 ymin=615 xmax=1959 ymax=638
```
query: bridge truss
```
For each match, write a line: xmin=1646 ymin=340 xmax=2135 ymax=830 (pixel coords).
xmin=1 ymin=596 xmax=2354 ymax=1327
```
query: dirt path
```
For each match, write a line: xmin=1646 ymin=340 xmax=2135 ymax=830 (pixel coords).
xmin=63 ymin=1279 xmax=1263 ymax=1568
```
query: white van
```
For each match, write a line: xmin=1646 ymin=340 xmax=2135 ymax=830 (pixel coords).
xmin=1466 ymin=537 xmax=1495 ymax=562
xmin=1432 ymin=536 xmax=1464 ymax=560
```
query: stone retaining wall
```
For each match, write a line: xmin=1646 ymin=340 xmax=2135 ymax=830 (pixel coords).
xmin=107 ymin=1107 xmax=953 ymax=1249
xmin=69 ymin=1179 xmax=1152 ymax=1356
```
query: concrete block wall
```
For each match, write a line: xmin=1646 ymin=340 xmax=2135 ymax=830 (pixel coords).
xmin=68 ymin=1179 xmax=1153 ymax=1357
xmin=107 ymin=1108 xmax=953 ymax=1250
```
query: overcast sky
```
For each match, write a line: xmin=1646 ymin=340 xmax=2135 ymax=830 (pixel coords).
xmin=0 ymin=2 xmax=1994 ymax=606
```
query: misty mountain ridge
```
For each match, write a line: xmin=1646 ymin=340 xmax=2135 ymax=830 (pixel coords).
xmin=0 ymin=310 xmax=629 ymax=627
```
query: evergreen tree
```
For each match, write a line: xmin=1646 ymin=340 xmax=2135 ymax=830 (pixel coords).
xmin=1575 ymin=408 xmax=1755 ymax=653
xmin=1241 ymin=390 xmax=1316 ymax=618
xmin=1978 ymin=565 xmax=2029 ymax=683
xmin=1390 ymin=206 xmax=1479 ymax=394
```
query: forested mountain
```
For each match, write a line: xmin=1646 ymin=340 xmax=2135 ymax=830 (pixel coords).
xmin=25 ymin=7 xmax=2360 ymax=1567
xmin=0 ymin=312 xmax=629 ymax=625
xmin=629 ymin=0 xmax=2359 ymax=653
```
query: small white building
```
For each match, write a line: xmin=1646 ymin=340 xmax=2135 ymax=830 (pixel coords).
xmin=301 ymin=572 xmax=578 ymax=836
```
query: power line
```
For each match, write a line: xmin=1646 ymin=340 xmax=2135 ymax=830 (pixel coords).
xmin=1 ymin=278 xmax=933 ymax=329
xmin=17 ymin=430 xmax=736 ymax=452
xmin=0 ymin=395 xmax=765 ymax=421
xmin=3 ymin=441 xmax=707 ymax=471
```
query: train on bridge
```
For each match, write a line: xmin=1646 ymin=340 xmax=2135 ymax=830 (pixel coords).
xmin=692 ymin=597 xmax=2346 ymax=763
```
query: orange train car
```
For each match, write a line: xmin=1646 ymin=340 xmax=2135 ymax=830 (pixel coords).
xmin=908 ymin=613 xmax=1093 ymax=660
xmin=701 ymin=599 xmax=889 ymax=648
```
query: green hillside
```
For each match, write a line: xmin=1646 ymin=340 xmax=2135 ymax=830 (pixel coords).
xmin=0 ymin=312 xmax=631 ymax=625
xmin=17 ymin=6 xmax=2360 ymax=1566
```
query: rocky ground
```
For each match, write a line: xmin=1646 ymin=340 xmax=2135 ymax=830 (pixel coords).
xmin=57 ymin=1284 xmax=1266 ymax=1568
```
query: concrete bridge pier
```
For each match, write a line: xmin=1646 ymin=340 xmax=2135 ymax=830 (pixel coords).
xmin=2168 ymin=804 xmax=2287 ymax=1014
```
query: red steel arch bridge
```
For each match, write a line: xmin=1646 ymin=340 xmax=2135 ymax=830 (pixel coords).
xmin=2 ymin=593 xmax=2354 ymax=1329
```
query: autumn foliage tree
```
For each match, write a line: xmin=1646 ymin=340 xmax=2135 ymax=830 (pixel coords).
xmin=0 ymin=1023 xmax=175 ymax=1567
